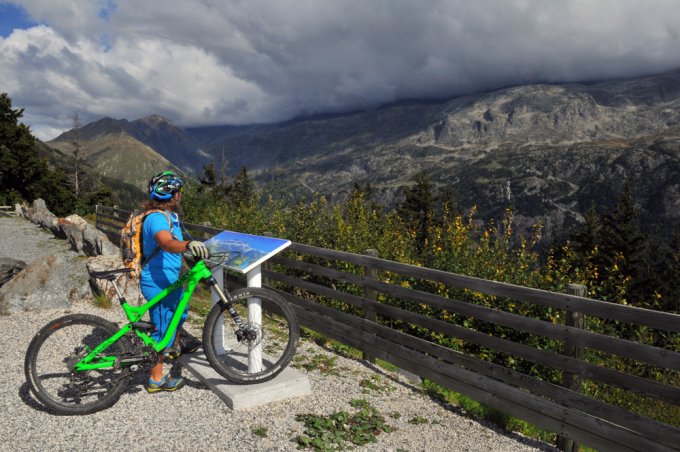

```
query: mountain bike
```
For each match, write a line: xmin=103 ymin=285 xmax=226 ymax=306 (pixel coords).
xmin=24 ymin=253 xmax=299 ymax=415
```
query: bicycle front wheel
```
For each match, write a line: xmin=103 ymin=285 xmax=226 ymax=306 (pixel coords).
xmin=24 ymin=314 xmax=131 ymax=415
xmin=203 ymin=287 xmax=298 ymax=384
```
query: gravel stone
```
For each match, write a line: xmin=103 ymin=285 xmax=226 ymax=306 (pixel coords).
xmin=0 ymin=216 xmax=558 ymax=451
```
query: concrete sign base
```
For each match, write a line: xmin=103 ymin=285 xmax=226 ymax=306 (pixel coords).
xmin=179 ymin=351 xmax=311 ymax=410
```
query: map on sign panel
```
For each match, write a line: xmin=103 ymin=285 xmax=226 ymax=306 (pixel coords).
xmin=204 ymin=230 xmax=291 ymax=274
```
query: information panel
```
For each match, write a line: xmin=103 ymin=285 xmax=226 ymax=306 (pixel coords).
xmin=204 ymin=230 xmax=291 ymax=274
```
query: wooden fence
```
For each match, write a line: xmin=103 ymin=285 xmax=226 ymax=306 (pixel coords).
xmin=95 ymin=205 xmax=680 ymax=452
xmin=0 ymin=205 xmax=17 ymax=217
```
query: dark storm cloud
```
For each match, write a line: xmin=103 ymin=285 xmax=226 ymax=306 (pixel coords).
xmin=2 ymin=0 xmax=680 ymax=138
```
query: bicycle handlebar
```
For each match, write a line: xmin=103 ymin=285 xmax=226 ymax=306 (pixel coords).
xmin=183 ymin=251 xmax=232 ymax=269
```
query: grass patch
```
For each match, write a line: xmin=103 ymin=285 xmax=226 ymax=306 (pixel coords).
xmin=92 ymin=293 xmax=113 ymax=309
xmin=421 ymin=379 xmax=555 ymax=444
xmin=294 ymin=400 xmax=394 ymax=450
xmin=251 ymin=425 xmax=268 ymax=437
xmin=349 ymin=398 xmax=372 ymax=409
xmin=188 ymin=295 xmax=213 ymax=325
xmin=408 ymin=416 xmax=428 ymax=425
xmin=298 ymin=328 xmax=401 ymax=374
xmin=360 ymin=375 xmax=393 ymax=394
xmin=375 ymin=358 xmax=398 ymax=372
xmin=293 ymin=351 xmax=340 ymax=375
xmin=331 ymin=341 xmax=362 ymax=360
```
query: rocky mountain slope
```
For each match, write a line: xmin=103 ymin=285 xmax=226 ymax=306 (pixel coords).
xmin=48 ymin=114 xmax=208 ymax=189
xmin=48 ymin=121 xmax=187 ymax=191
xmin=48 ymin=69 xmax=680 ymax=242
xmin=186 ymin=70 xmax=680 ymax=170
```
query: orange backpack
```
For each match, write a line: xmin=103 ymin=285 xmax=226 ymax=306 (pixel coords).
xmin=120 ymin=209 xmax=173 ymax=277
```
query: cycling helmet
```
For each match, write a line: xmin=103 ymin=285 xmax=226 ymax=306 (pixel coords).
xmin=148 ymin=170 xmax=184 ymax=201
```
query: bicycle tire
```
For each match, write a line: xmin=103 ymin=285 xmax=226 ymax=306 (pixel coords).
xmin=24 ymin=314 xmax=132 ymax=415
xmin=203 ymin=287 xmax=298 ymax=384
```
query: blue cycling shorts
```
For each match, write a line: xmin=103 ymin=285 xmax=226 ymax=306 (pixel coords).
xmin=141 ymin=280 xmax=187 ymax=345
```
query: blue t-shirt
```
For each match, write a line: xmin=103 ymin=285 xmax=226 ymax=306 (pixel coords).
xmin=140 ymin=211 xmax=184 ymax=290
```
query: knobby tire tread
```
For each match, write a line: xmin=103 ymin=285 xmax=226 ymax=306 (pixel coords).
xmin=24 ymin=313 xmax=132 ymax=415
xmin=203 ymin=287 xmax=298 ymax=384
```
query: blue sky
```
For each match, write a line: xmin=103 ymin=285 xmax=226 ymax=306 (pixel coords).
xmin=0 ymin=3 xmax=38 ymax=37
xmin=2 ymin=1 xmax=680 ymax=140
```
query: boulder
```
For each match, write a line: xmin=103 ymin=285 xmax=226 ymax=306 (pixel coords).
xmin=28 ymin=198 xmax=56 ymax=231
xmin=17 ymin=199 xmax=121 ymax=258
xmin=0 ymin=254 xmax=88 ymax=313
xmin=62 ymin=222 xmax=85 ymax=253
xmin=87 ymin=255 xmax=144 ymax=305
xmin=63 ymin=214 xmax=89 ymax=229
xmin=83 ymin=224 xmax=119 ymax=256
xmin=0 ymin=258 xmax=27 ymax=287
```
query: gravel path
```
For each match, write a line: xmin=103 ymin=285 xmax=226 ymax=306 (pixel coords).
xmin=0 ymin=216 xmax=557 ymax=451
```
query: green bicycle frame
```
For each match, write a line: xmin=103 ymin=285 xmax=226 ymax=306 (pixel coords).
xmin=73 ymin=260 xmax=214 ymax=372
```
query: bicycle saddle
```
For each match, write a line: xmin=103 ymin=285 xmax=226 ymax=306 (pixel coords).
xmin=89 ymin=268 xmax=133 ymax=281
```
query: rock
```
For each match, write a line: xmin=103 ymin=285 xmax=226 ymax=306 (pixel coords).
xmin=28 ymin=198 xmax=56 ymax=231
xmin=16 ymin=200 xmax=120 ymax=258
xmin=55 ymin=214 xmax=92 ymax=254
xmin=61 ymin=222 xmax=85 ymax=253
xmin=87 ymin=255 xmax=144 ymax=305
xmin=52 ymin=217 xmax=70 ymax=239
xmin=0 ymin=258 xmax=27 ymax=287
xmin=0 ymin=254 xmax=87 ymax=313
xmin=83 ymin=224 xmax=119 ymax=256
xmin=63 ymin=214 xmax=88 ymax=230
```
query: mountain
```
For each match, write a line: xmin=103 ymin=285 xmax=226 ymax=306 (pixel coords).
xmin=49 ymin=128 xmax=184 ymax=191
xmin=186 ymin=71 xmax=680 ymax=170
xmin=50 ymin=69 xmax=680 ymax=243
xmin=183 ymin=69 xmax=680 ymax=242
xmin=50 ymin=114 xmax=209 ymax=180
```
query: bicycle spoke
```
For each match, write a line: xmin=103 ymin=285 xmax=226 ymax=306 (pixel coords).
xmin=204 ymin=287 xmax=298 ymax=384
xmin=25 ymin=314 xmax=131 ymax=415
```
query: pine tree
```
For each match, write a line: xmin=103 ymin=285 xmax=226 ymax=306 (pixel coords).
xmin=0 ymin=93 xmax=41 ymax=202
xmin=599 ymin=180 xmax=649 ymax=305
xmin=569 ymin=206 xmax=601 ymax=269
xmin=230 ymin=166 xmax=256 ymax=207
xmin=655 ymin=226 xmax=680 ymax=314
xmin=0 ymin=93 xmax=76 ymax=213
xmin=200 ymin=162 xmax=217 ymax=189
xmin=397 ymin=173 xmax=434 ymax=257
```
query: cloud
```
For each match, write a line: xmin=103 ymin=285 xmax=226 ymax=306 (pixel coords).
xmin=2 ymin=0 xmax=680 ymax=140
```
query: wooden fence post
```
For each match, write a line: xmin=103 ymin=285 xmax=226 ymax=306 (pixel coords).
xmin=363 ymin=248 xmax=379 ymax=363
xmin=557 ymin=283 xmax=587 ymax=452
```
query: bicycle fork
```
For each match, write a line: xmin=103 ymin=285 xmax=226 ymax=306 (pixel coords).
xmin=206 ymin=277 xmax=254 ymax=341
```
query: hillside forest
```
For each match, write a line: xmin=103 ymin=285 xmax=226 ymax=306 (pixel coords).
xmin=0 ymin=93 xmax=142 ymax=216
xmin=2 ymin=92 xmax=679 ymax=428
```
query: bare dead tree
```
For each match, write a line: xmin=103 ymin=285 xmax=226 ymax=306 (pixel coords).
xmin=68 ymin=112 xmax=88 ymax=198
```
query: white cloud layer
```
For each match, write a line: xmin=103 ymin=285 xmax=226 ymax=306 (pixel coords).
xmin=2 ymin=0 xmax=680 ymax=139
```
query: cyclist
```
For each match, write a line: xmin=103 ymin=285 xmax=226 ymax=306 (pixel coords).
xmin=142 ymin=170 xmax=210 ymax=393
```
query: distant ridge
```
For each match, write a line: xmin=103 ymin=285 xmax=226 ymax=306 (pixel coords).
xmin=49 ymin=69 xmax=680 ymax=242
xmin=49 ymin=126 xmax=184 ymax=191
xmin=52 ymin=114 xmax=209 ymax=172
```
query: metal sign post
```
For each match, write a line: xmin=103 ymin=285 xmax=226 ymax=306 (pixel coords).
xmin=210 ymin=267 xmax=227 ymax=354
xmin=205 ymin=229 xmax=291 ymax=375
xmin=246 ymin=266 xmax=264 ymax=373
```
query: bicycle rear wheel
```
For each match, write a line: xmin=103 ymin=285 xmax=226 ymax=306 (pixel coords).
xmin=24 ymin=314 xmax=131 ymax=415
xmin=203 ymin=287 xmax=298 ymax=384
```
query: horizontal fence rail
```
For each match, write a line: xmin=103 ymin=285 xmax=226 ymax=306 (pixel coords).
xmin=96 ymin=205 xmax=680 ymax=452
